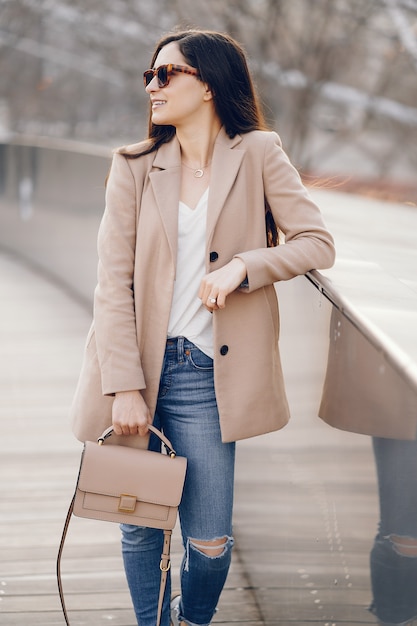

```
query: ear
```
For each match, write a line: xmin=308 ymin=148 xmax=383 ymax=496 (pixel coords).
xmin=203 ymin=84 xmax=214 ymax=102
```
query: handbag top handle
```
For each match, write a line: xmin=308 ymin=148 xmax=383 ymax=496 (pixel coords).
xmin=97 ymin=424 xmax=177 ymax=458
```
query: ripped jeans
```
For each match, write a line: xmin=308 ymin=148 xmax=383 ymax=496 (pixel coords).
xmin=121 ymin=337 xmax=235 ymax=626
xmin=369 ymin=436 xmax=417 ymax=625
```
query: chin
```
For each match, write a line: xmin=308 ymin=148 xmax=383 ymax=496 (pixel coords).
xmin=152 ymin=113 xmax=170 ymax=126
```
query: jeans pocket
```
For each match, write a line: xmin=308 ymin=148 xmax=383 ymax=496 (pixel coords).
xmin=188 ymin=348 xmax=214 ymax=371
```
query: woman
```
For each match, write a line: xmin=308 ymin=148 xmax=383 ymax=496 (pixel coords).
xmin=72 ymin=29 xmax=335 ymax=626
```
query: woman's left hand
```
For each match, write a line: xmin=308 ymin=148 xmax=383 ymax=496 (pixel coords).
xmin=199 ymin=257 xmax=247 ymax=310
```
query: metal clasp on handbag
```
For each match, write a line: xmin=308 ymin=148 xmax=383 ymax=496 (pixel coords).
xmin=118 ymin=494 xmax=137 ymax=513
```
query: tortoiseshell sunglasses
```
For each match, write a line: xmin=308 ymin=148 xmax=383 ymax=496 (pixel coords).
xmin=143 ymin=64 xmax=200 ymax=88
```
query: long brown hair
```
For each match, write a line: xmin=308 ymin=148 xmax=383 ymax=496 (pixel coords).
xmin=123 ymin=28 xmax=268 ymax=157
xmin=121 ymin=28 xmax=278 ymax=246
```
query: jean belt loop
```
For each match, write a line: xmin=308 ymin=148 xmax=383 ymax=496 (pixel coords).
xmin=177 ymin=336 xmax=184 ymax=363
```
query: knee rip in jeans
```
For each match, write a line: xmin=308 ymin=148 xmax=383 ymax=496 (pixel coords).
xmin=387 ymin=534 xmax=417 ymax=557
xmin=184 ymin=535 xmax=233 ymax=571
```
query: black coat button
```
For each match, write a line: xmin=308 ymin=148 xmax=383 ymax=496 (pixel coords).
xmin=209 ymin=251 xmax=219 ymax=262
xmin=220 ymin=345 xmax=229 ymax=356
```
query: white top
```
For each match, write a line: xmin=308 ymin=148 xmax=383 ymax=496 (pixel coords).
xmin=167 ymin=188 xmax=213 ymax=358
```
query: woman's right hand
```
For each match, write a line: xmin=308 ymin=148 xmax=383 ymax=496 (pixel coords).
xmin=112 ymin=390 xmax=151 ymax=437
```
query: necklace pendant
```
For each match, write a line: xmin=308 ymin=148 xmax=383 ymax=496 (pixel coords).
xmin=194 ymin=169 xmax=204 ymax=178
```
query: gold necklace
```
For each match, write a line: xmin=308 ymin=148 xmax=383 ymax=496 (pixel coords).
xmin=182 ymin=160 xmax=211 ymax=178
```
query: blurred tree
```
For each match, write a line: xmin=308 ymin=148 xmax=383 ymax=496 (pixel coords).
xmin=1 ymin=0 xmax=416 ymax=188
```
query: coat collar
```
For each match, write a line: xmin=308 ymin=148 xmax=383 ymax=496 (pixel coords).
xmin=149 ymin=128 xmax=245 ymax=265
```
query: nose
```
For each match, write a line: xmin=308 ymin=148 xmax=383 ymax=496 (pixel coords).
xmin=145 ymin=75 xmax=159 ymax=93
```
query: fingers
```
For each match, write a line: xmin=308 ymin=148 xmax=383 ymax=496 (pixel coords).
xmin=138 ymin=420 xmax=151 ymax=437
xmin=198 ymin=281 xmax=219 ymax=310
xmin=200 ymin=291 xmax=222 ymax=311
xmin=112 ymin=390 xmax=151 ymax=437
xmin=205 ymin=295 xmax=221 ymax=311
xmin=114 ymin=420 xmax=149 ymax=437
xmin=198 ymin=273 xmax=227 ymax=310
xmin=199 ymin=258 xmax=247 ymax=310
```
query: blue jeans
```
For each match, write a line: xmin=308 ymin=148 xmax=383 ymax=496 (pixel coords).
xmin=369 ymin=436 xmax=417 ymax=625
xmin=121 ymin=337 xmax=236 ymax=626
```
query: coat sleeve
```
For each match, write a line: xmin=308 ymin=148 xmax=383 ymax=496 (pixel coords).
xmin=235 ymin=132 xmax=335 ymax=292
xmin=93 ymin=152 xmax=146 ymax=395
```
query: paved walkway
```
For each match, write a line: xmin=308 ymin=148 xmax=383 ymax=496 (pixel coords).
xmin=0 ymin=249 xmax=379 ymax=625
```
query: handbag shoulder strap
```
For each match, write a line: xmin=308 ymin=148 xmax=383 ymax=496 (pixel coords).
xmin=56 ymin=495 xmax=75 ymax=625
xmin=56 ymin=495 xmax=171 ymax=626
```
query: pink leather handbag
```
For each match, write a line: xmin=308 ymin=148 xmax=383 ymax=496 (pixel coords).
xmin=57 ymin=424 xmax=187 ymax=625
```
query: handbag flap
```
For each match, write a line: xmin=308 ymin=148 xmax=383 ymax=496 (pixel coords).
xmin=77 ymin=442 xmax=187 ymax=507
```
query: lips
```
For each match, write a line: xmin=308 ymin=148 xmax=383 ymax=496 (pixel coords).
xmin=151 ymin=100 xmax=166 ymax=108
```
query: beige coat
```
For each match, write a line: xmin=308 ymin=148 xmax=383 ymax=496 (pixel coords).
xmin=71 ymin=128 xmax=335 ymax=443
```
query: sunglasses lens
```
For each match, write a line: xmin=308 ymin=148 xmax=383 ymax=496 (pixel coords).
xmin=143 ymin=70 xmax=153 ymax=87
xmin=143 ymin=66 xmax=170 ymax=88
xmin=157 ymin=66 xmax=168 ymax=87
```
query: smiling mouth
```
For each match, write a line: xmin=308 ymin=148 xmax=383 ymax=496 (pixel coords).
xmin=151 ymin=100 xmax=166 ymax=108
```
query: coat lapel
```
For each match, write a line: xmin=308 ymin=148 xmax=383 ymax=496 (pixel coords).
xmin=148 ymin=129 xmax=245 ymax=267
xmin=206 ymin=130 xmax=244 ymax=244
xmin=149 ymin=138 xmax=182 ymax=267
